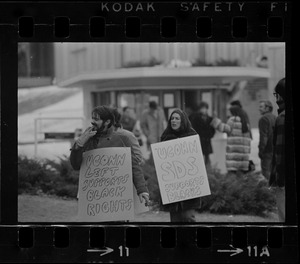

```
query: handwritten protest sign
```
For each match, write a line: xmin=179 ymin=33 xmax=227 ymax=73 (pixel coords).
xmin=78 ymin=148 xmax=134 ymax=222
xmin=151 ymin=135 xmax=211 ymax=205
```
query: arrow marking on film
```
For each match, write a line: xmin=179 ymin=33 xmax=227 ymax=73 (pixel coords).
xmin=217 ymin=244 xmax=243 ymax=257
xmin=87 ymin=247 xmax=114 ymax=256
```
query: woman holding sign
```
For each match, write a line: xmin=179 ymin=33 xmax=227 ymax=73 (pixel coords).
xmin=159 ymin=109 xmax=200 ymax=222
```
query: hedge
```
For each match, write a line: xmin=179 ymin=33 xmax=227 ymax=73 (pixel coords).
xmin=18 ymin=154 xmax=276 ymax=216
xmin=18 ymin=155 xmax=79 ymax=198
xmin=142 ymin=154 xmax=276 ymax=217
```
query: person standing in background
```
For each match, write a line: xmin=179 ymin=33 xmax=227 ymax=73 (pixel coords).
xmin=112 ymin=107 xmax=144 ymax=166
xmin=230 ymin=100 xmax=252 ymax=139
xmin=211 ymin=106 xmax=252 ymax=173
xmin=189 ymin=101 xmax=215 ymax=167
xmin=120 ymin=106 xmax=137 ymax=132
xmin=269 ymin=78 xmax=285 ymax=222
xmin=140 ymin=101 xmax=167 ymax=151
xmin=258 ymin=100 xmax=276 ymax=180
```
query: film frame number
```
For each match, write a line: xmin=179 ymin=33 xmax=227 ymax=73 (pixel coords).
xmin=247 ymin=246 xmax=270 ymax=257
xmin=119 ymin=245 xmax=130 ymax=257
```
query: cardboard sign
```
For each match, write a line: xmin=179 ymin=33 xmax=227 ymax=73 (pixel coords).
xmin=78 ymin=148 xmax=134 ymax=222
xmin=151 ymin=135 xmax=211 ymax=205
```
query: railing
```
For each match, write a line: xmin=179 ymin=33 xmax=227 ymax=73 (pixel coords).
xmin=34 ymin=117 xmax=84 ymax=157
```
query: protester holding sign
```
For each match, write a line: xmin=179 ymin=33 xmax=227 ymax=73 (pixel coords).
xmin=159 ymin=109 xmax=201 ymax=222
xmin=70 ymin=106 xmax=150 ymax=209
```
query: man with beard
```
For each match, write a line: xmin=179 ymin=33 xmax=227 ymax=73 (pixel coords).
xmin=70 ymin=105 xmax=150 ymax=206
xmin=269 ymin=78 xmax=286 ymax=222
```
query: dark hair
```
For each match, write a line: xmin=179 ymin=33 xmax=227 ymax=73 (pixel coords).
xmin=92 ymin=105 xmax=115 ymax=128
xmin=274 ymin=78 xmax=285 ymax=100
xmin=111 ymin=107 xmax=122 ymax=128
xmin=149 ymin=101 xmax=158 ymax=110
xmin=230 ymin=100 xmax=242 ymax=108
xmin=229 ymin=106 xmax=249 ymax=134
xmin=161 ymin=108 xmax=194 ymax=140
xmin=198 ymin=101 xmax=209 ymax=110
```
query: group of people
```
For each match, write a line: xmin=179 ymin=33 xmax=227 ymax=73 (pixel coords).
xmin=70 ymin=78 xmax=286 ymax=222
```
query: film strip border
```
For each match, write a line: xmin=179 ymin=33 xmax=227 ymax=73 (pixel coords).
xmin=0 ymin=225 xmax=298 ymax=262
xmin=0 ymin=2 xmax=291 ymax=41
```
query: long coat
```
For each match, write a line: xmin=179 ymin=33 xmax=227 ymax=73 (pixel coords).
xmin=269 ymin=108 xmax=285 ymax=187
xmin=140 ymin=107 xmax=166 ymax=144
xmin=189 ymin=112 xmax=215 ymax=156
xmin=211 ymin=116 xmax=251 ymax=172
xmin=159 ymin=129 xmax=202 ymax=212
xmin=258 ymin=112 xmax=276 ymax=159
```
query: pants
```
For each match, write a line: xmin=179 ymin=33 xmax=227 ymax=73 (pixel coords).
xmin=275 ymin=187 xmax=285 ymax=222
xmin=170 ymin=209 xmax=197 ymax=222
xmin=260 ymin=154 xmax=272 ymax=180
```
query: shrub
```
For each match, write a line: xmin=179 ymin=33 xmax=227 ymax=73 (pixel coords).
xmin=142 ymin=155 xmax=276 ymax=216
xmin=44 ymin=155 xmax=79 ymax=185
xmin=200 ymin=169 xmax=276 ymax=216
xmin=55 ymin=184 xmax=78 ymax=198
xmin=18 ymin=155 xmax=58 ymax=194
xmin=18 ymin=155 xmax=79 ymax=198
xmin=123 ymin=57 xmax=163 ymax=68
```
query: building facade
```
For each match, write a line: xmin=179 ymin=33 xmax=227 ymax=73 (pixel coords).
xmin=18 ymin=43 xmax=54 ymax=88
xmin=55 ymin=43 xmax=281 ymax=128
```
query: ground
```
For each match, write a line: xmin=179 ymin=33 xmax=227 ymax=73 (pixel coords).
xmin=18 ymin=194 xmax=279 ymax=223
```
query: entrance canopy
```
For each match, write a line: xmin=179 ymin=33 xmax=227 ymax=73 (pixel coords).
xmin=59 ymin=66 xmax=270 ymax=90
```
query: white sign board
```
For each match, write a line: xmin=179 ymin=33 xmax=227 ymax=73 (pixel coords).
xmin=151 ymin=135 xmax=211 ymax=205
xmin=78 ymin=148 xmax=134 ymax=222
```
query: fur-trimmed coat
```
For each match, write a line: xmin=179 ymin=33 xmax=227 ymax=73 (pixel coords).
xmin=211 ymin=116 xmax=251 ymax=172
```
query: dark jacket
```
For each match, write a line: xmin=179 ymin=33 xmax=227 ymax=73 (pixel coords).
xmin=269 ymin=107 xmax=285 ymax=187
xmin=258 ymin=112 xmax=276 ymax=158
xmin=70 ymin=126 xmax=148 ymax=194
xmin=189 ymin=113 xmax=215 ymax=155
xmin=120 ymin=115 xmax=136 ymax=132
xmin=160 ymin=128 xmax=202 ymax=212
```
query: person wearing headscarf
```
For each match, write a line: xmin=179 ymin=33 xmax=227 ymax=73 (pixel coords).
xmin=160 ymin=109 xmax=200 ymax=222
xmin=211 ymin=106 xmax=252 ymax=172
xmin=230 ymin=100 xmax=252 ymax=139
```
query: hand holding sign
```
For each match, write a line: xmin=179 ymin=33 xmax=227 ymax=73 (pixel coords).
xmin=139 ymin=192 xmax=150 ymax=206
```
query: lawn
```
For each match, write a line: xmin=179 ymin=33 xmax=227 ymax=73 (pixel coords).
xmin=18 ymin=194 xmax=279 ymax=223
